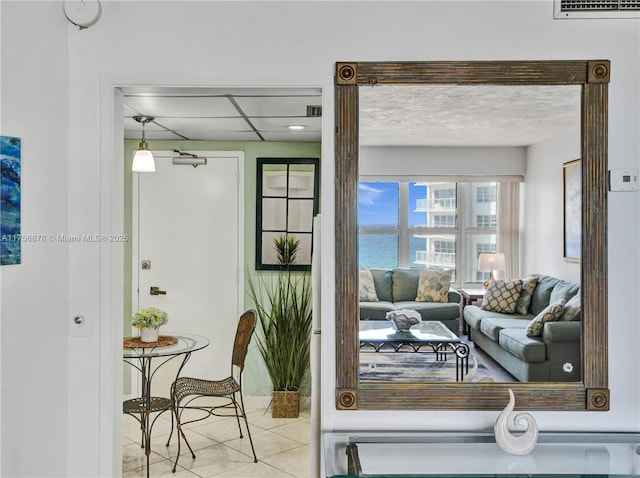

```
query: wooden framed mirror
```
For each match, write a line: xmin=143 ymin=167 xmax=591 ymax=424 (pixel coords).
xmin=335 ymin=60 xmax=610 ymax=411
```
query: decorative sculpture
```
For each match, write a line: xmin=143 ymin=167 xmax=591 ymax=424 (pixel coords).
xmin=494 ymin=389 xmax=538 ymax=455
xmin=386 ymin=309 xmax=421 ymax=332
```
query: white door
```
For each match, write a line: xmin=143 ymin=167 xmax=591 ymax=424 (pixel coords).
xmin=132 ymin=151 xmax=244 ymax=395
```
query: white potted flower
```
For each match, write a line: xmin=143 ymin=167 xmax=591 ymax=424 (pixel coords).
xmin=131 ymin=307 xmax=168 ymax=343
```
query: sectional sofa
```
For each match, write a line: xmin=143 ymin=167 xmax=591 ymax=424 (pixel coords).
xmin=359 ymin=268 xmax=461 ymax=334
xmin=463 ymin=274 xmax=581 ymax=382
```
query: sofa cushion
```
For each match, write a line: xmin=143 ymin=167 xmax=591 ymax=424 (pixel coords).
xmin=499 ymin=328 xmax=547 ymax=363
xmin=526 ymin=299 xmax=566 ymax=337
xmin=550 ymin=280 xmax=580 ymax=304
xmin=515 ymin=276 xmax=539 ymax=314
xmin=369 ymin=268 xmax=393 ymax=302
xmin=359 ymin=301 xmax=395 ymax=320
xmin=480 ymin=317 xmax=531 ymax=341
xmin=395 ymin=301 xmax=461 ymax=322
xmin=481 ymin=279 xmax=523 ymax=313
xmin=359 ymin=269 xmax=379 ymax=302
xmin=415 ymin=267 xmax=453 ymax=303
xmin=392 ymin=268 xmax=420 ymax=302
xmin=562 ymin=292 xmax=581 ymax=321
xmin=463 ymin=305 xmax=533 ymax=333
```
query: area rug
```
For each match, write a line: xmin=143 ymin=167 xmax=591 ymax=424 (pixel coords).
xmin=359 ymin=352 xmax=499 ymax=383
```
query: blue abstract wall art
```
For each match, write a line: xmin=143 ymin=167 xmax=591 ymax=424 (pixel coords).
xmin=1 ymin=136 xmax=21 ymax=265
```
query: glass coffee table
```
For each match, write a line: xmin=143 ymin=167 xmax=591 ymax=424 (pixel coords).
xmin=359 ymin=320 xmax=469 ymax=381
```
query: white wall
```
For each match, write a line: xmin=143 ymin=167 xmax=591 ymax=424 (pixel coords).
xmin=1 ymin=1 xmax=639 ymax=476
xmin=523 ymin=126 xmax=581 ymax=282
xmin=360 ymin=146 xmax=526 ymax=177
xmin=0 ymin=2 xmax=69 ymax=476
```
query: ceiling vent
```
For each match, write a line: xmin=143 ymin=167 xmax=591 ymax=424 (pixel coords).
xmin=306 ymin=105 xmax=322 ymax=117
xmin=554 ymin=0 xmax=640 ymax=18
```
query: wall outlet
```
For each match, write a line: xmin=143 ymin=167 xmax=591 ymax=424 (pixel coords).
xmin=69 ymin=302 xmax=91 ymax=337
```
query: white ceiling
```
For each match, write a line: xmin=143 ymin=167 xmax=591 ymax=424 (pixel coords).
xmin=122 ymin=87 xmax=323 ymax=143
xmin=123 ymin=84 xmax=581 ymax=148
xmin=359 ymin=84 xmax=582 ymax=147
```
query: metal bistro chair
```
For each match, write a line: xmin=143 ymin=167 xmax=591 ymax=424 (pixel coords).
xmin=168 ymin=310 xmax=258 ymax=472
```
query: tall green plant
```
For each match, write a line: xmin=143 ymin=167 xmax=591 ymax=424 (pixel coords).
xmin=246 ymin=270 xmax=313 ymax=392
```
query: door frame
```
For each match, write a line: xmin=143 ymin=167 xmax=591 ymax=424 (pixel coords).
xmin=95 ymin=78 xmax=324 ymax=477
xmin=130 ymin=150 xmax=245 ymax=392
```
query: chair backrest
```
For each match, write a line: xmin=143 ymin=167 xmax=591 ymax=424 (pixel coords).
xmin=231 ymin=309 xmax=257 ymax=369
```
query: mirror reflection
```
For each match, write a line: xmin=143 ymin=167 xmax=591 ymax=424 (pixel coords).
xmin=356 ymin=84 xmax=582 ymax=384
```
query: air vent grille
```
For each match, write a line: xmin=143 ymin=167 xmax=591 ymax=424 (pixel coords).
xmin=555 ymin=0 xmax=640 ymax=16
xmin=561 ymin=0 xmax=640 ymax=10
xmin=306 ymin=105 xmax=322 ymax=117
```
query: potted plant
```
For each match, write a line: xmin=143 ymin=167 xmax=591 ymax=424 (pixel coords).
xmin=247 ymin=236 xmax=313 ymax=418
xmin=131 ymin=307 xmax=168 ymax=343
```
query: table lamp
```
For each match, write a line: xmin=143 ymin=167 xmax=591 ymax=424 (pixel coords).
xmin=477 ymin=252 xmax=506 ymax=289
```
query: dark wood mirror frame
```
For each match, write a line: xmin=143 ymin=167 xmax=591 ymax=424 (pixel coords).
xmin=335 ymin=60 xmax=610 ymax=412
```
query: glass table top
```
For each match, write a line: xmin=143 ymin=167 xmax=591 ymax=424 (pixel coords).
xmin=324 ymin=431 xmax=640 ymax=477
xmin=359 ymin=320 xmax=461 ymax=343
xmin=122 ymin=332 xmax=209 ymax=358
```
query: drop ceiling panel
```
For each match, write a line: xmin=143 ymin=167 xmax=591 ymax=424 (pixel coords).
xmin=124 ymin=96 xmax=239 ymax=118
xmin=235 ymin=95 xmax=322 ymax=117
xmin=251 ymin=117 xmax=322 ymax=132
xmin=261 ymin=132 xmax=323 ymax=142
xmin=157 ymin=117 xmax=250 ymax=132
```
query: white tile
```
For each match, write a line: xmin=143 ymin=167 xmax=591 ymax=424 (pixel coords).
xmin=173 ymin=443 xmax=256 ymax=478
xmin=270 ymin=418 xmax=312 ymax=445
xmin=211 ymin=461 xmax=295 ymax=478
xmin=123 ymin=457 xmax=199 ymax=478
xmin=261 ymin=444 xmax=311 ymax=478
xmin=223 ymin=429 xmax=300 ymax=461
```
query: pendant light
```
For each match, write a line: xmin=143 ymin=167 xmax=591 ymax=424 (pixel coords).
xmin=132 ymin=115 xmax=155 ymax=172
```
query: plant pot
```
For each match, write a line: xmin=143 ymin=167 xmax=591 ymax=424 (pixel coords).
xmin=272 ymin=390 xmax=299 ymax=418
xmin=140 ymin=326 xmax=159 ymax=343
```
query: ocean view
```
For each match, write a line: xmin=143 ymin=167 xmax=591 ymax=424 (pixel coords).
xmin=359 ymin=234 xmax=425 ymax=269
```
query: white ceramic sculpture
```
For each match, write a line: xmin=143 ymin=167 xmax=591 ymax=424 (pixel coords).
xmin=494 ymin=389 xmax=538 ymax=455
xmin=386 ymin=309 xmax=421 ymax=332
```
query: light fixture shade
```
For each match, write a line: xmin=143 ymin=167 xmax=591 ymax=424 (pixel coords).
xmin=477 ymin=252 xmax=506 ymax=272
xmin=132 ymin=149 xmax=155 ymax=172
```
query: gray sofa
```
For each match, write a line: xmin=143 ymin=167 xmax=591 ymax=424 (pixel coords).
xmin=463 ymin=274 xmax=581 ymax=382
xmin=359 ymin=268 xmax=461 ymax=334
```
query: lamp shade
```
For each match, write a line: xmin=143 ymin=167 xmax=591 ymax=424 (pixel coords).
xmin=477 ymin=252 xmax=506 ymax=272
xmin=132 ymin=148 xmax=155 ymax=172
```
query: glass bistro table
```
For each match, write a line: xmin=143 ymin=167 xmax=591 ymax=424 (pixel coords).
xmin=123 ymin=333 xmax=209 ymax=478
xmin=359 ymin=320 xmax=470 ymax=381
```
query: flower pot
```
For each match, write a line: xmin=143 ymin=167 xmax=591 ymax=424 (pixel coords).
xmin=140 ymin=326 xmax=159 ymax=343
xmin=272 ymin=390 xmax=299 ymax=418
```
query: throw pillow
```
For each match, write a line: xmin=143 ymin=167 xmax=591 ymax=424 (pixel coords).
xmin=515 ymin=276 xmax=539 ymax=315
xmin=525 ymin=299 xmax=566 ymax=337
xmin=415 ymin=268 xmax=453 ymax=303
xmin=359 ymin=269 xmax=379 ymax=302
xmin=562 ymin=292 xmax=581 ymax=321
xmin=480 ymin=279 xmax=523 ymax=314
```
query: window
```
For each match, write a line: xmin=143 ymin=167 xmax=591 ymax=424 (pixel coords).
xmin=476 ymin=185 xmax=497 ymax=203
xmin=359 ymin=180 xmax=500 ymax=286
xmin=476 ymin=214 xmax=497 ymax=228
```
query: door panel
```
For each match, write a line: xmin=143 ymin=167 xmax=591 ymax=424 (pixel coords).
xmin=133 ymin=152 xmax=243 ymax=396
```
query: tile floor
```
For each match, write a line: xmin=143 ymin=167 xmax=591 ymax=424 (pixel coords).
xmin=123 ymin=396 xmax=312 ymax=478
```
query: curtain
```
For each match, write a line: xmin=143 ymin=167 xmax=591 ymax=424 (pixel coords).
xmin=497 ymin=182 xmax=520 ymax=279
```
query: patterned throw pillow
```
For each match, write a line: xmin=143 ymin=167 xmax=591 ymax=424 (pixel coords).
xmin=359 ymin=269 xmax=379 ymax=302
xmin=515 ymin=276 xmax=539 ymax=315
xmin=415 ymin=268 xmax=453 ymax=303
xmin=480 ymin=279 xmax=523 ymax=314
xmin=525 ymin=299 xmax=566 ymax=337
xmin=562 ymin=293 xmax=581 ymax=321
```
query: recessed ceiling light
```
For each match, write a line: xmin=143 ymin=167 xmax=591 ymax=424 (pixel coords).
xmin=287 ymin=125 xmax=306 ymax=131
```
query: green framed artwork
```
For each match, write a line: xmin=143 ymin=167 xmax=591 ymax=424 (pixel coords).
xmin=256 ymin=157 xmax=319 ymax=271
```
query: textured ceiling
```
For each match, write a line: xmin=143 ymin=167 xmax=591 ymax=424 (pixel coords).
xmin=359 ymin=84 xmax=582 ymax=147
